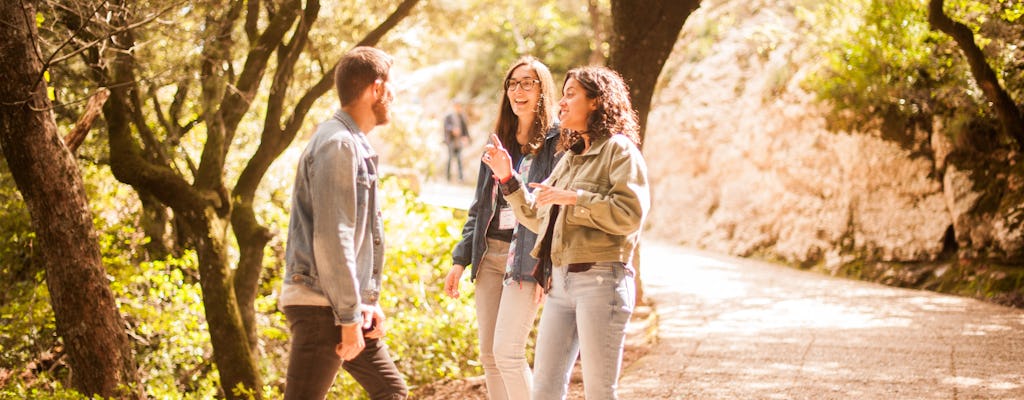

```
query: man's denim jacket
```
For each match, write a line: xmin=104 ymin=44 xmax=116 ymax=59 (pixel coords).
xmin=284 ymin=110 xmax=383 ymax=326
xmin=451 ymin=125 xmax=561 ymax=282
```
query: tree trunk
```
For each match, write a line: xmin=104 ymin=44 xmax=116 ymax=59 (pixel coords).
xmin=139 ymin=188 xmax=172 ymax=260
xmin=104 ymin=45 xmax=262 ymax=399
xmin=0 ymin=1 xmax=140 ymax=397
xmin=608 ymin=0 xmax=700 ymax=145
xmin=184 ymin=211 xmax=263 ymax=398
xmin=608 ymin=0 xmax=699 ymax=306
xmin=927 ymin=0 xmax=1024 ymax=148
xmin=587 ymin=0 xmax=607 ymax=65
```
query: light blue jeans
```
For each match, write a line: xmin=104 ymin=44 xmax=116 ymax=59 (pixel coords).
xmin=477 ymin=239 xmax=541 ymax=400
xmin=532 ymin=262 xmax=635 ymax=400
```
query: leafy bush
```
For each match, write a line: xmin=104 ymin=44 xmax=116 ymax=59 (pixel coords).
xmin=377 ymin=176 xmax=479 ymax=386
xmin=800 ymin=0 xmax=1023 ymax=151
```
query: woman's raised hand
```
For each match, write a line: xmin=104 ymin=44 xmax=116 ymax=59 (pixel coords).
xmin=482 ymin=133 xmax=514 ymax=181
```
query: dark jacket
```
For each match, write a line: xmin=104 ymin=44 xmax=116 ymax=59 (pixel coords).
xmin=451 ymin=125 xmax=561 ymax=282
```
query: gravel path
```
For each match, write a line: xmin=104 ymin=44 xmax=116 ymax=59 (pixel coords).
xmin=618 ymin=242 xmax=1024 ymax=400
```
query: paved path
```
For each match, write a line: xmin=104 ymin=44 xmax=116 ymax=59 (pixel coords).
xmin=619 ymin=242 xmax=1024 ymax=400
xmin=418 ymin=181 xmax=475 ymax=211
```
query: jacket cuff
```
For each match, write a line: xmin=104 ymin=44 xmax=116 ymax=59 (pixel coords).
xmin=499 ymin=175 xmax=521 ymax=196
xmin=335 ymin=303 xmax=373 ymax=326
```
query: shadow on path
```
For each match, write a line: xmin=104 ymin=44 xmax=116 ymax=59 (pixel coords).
xmin=620 ymin=242 xmax=1024 ymax=400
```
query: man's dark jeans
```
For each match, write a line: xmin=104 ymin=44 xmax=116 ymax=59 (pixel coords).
xmin=283 ymin=306 xmax=407 ymax=400
xmin=447 ymin=146 xmax=464 ymax=182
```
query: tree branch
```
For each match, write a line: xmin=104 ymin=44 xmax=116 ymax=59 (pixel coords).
xmin=64 ymin=87 xmax=109 ymax=154
xmin=356 ymin=0 xmax=421 ymax=47
xmin=928 ymin=0 xmax=1024 ymax=147
xmin=48 ymin=3 xmax=179 ymax=65
xmin=220 ymin=0 xmax=302 ymax=145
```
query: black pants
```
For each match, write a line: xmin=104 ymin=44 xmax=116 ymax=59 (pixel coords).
xmin=447 ymin=146 xmax=463 ymax=181
xmin=283 ymin=306 xmax=407 ymax=400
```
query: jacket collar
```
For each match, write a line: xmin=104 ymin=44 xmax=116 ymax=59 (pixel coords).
xmin=546 ymin=122 xmax=561 ymax=140
xmin=573 ymin=135 xmax=612 ymax=156
xmin=332 ymin=109 xmax=361 ymax=135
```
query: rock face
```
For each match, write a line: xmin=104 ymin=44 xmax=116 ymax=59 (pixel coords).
xmin=643 ymin=0 xmax=1022 ymax=266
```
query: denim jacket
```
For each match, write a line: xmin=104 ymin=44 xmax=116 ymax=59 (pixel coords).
xmin=451 ymin=126 xmax=561 ymax=282
xmin=282 ymin=110 xmax=384 ymax=326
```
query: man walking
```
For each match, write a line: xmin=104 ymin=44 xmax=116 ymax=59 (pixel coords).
xmin=443 ymin=99 xmax=470 ymax=182
xmin=279 ymin=46 xmax=407 ymax=400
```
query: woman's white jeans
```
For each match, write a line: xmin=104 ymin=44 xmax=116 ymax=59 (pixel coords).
xmin=476 ymin=238 xmax=541 ymax=400
xmin=531 ymin=262 xmax=635 ymax=400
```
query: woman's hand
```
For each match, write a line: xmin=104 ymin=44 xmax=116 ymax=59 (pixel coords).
xmin=482 ymin=134 xmax=514 ymax=180
xmin=444 ymin=264 xmax=465 ymax=298
xmin=528 ymin=182 xmax=578 ymax=207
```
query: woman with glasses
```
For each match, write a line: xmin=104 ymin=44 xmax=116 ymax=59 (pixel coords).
xmin=483 ymin=65 xmax=649 ymax=400
xmin=444 ymin=56 xmax=561 ymax=400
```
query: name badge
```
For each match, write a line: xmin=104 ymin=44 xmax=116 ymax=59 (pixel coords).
xmin=498 ymin=207 xmax=516 ymax=230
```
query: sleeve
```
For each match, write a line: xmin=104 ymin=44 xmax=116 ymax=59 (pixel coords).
xmin=502 ymin=156 xmax=570 ymax=234
xmin=451 ymin=158 xmax=490 ymax=266
xmin=310 ymin=138 xmax=363 ymax=326
xmin=565 ymin=143 xmax=650 ymax=235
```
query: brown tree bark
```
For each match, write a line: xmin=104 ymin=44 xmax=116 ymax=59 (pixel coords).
xmin=0 ymin=1 xmax=140 ymax=398
xmin=928 ymin=0 xmax=1024 ymax=148
xmin=608 ymin=0 xmax=700 ymax=145
xmin=608 ymin=0 xmax=700 ymax=305
xmin=63 ymin=88 xmax=109 ymax=155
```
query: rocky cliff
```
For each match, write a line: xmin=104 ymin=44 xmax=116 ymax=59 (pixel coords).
xmin=643 ymin=0 xmax=1023 ymax=301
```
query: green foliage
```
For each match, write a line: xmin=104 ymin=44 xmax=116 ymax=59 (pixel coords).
xmin=0 ymin=157 xmax=36 ymax=305
xmin=108 ymin=251 xmax=221 ymax=399
xmin=801 ymin=0 xmax=945 ymax=142
xmin=0 ymin=158 xmax=57 ymax=392
xmin=377 ymin=177 xmax=479 ymax=387
xmin=800 ymin=0 xmax=1023 ymax=151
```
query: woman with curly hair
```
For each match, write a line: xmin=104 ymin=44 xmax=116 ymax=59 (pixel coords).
xmin=445 ymin=55 xmax=561 ymax=400
xmin=482 ymin=65 xmax=650 ymax=400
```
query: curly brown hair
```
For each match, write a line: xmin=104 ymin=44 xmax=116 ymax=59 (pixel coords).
xmin=494 ymin=56 xmax=557 ymax=155
xmin=559 ymin=66 xmax=640 ymax=151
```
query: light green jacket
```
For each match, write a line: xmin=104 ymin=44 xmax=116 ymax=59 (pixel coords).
xmin=504 ymin=134 xmax=650 ymax=267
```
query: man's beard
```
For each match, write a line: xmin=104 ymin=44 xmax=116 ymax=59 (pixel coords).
xmin=372 ymin=98 xmax=390 ymax=125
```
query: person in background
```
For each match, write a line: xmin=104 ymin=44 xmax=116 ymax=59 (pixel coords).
xmin=444 ymin=55 xmax=560 ymax=400
xmin=279 ymin=46 xmax=407 ymax=400
xmin=443 ymin=99 xmax=471 ymax=182
xmin=482 ymin=65 xmax=650 ymax=400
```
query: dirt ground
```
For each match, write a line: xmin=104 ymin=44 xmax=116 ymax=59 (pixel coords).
xmin=412 ymin=304 xmax=659 ymax=400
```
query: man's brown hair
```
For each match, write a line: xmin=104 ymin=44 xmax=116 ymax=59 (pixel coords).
xmin=335 ymin=47 xmax=392 ymax=106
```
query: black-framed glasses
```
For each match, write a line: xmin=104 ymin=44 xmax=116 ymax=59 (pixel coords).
xmin=505 ymin=78 xmax=540 ymax=92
